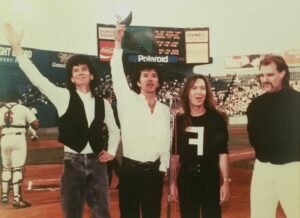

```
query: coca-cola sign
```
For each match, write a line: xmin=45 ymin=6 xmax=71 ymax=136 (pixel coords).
xmin=99 ymin=41 xmax=114 ymax=61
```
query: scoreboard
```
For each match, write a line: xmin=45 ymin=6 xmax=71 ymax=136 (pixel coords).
xmin=97 ymin=24 xmax=210 ymax=64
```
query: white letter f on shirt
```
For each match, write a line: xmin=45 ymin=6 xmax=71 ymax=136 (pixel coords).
xmin=186 ymin=126 xmax=204 ymax=156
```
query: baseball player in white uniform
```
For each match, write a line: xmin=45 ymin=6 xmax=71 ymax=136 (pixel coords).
xmin=0 ymin=90 xmax=39 ymax=208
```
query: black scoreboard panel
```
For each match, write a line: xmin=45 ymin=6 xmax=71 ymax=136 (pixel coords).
xmin=122 ymin=26 xmax=186 ymax=63
xmin=97 ymin=24 xmax=210 ymax=64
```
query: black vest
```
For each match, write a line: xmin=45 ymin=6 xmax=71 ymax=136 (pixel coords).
xmin=58 ymin=90 xmax=105 ymax=154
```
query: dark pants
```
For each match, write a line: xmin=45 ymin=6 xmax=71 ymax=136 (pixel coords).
xmin=178 ymin=169 xmax=221 ymax=218
xmin=107 ymin=158 xmax=120 ymax=187
xmin=61 ymin=152 xmax=110 ymax=218
xmin=119 ymin=157 xmax=164 ymax=218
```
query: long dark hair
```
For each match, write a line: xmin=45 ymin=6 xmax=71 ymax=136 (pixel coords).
xmin=181 ymin=74 xmax=216 ymax=127
xmin=65 ymin=54 xmax=98 ymax=96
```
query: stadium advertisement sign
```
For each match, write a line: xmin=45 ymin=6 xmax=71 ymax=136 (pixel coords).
xmin=225 ymin=50 xmax=300 ymax=70
xmin=224 ymin=54 xmax=266 ymax=69
xmin=0 ymin=44 xmax=33 ymax=66
xmin=283 ymin=49 xmax=300 ymax=66
xmin=97 ymin=24 xmax=210 ymax=64
xmin=49 ymin=52 xmax=74 ymax=68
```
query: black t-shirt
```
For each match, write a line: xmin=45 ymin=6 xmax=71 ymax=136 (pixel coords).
xmin=174 ymin=109 xmax=228 ymax=174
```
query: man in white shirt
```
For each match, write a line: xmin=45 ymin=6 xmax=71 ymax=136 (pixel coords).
xmin=111 ymin=24 xmax=170 ymax=218
xmin=4 ymin=24 xmax=120 ymax=218
xmin=0 ymin=89 xmax=38 ymax=208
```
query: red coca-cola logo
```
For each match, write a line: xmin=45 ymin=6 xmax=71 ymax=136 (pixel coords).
xmin=99 ymin=41 xmax=115 ymax=61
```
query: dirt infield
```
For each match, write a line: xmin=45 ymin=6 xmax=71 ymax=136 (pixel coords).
xmin=0 ymin=126 xmax=286 ymax=218
xmin=0 ymin=146 xmax=286 ymax=218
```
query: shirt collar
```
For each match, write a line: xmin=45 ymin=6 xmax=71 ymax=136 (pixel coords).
xmin=138 ymin=93 xmax=157 ymax=102
xmin=76 ymin=90 xmax=92 ymax=99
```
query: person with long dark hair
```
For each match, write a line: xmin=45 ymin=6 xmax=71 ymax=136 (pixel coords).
xmin=173 ymin=74 xmax=230 ymax=218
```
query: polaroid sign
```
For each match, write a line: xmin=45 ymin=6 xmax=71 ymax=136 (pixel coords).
xmin=128 ymin=54 xmax=178 ymax=63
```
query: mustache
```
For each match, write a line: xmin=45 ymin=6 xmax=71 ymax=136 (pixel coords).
xmin=262 ymin=82 xmax=273 ymax=86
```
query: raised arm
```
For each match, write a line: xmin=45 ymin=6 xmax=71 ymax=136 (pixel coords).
xmin=110 ymin=25 xmax=133 ymax=100
xmin=3 ymin=23 xmax=69 ymax=116
xmin=3 ymin=23 xmax=24 ymax=56
xmin=114 ymin=24 xmax=125 ymax=49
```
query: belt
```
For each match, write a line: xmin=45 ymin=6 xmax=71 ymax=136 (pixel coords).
xmin=181 ymin=164 xmax=202 ymax=176
xmin=122 ymin=157 xmax=160 ymax=171
xmin=64 ymin=152 xmax=98 ymax=160
xmin=1 ymin=132 xmax=23 ymax=136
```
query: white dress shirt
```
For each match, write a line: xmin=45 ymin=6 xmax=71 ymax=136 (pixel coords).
xmin=110 ymin=48 xmax=170 ymax=172
xmin=16 ymin=54 xmax=120 ymax=155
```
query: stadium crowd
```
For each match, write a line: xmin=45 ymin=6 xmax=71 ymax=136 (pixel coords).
xmin=17 ymin=73 xmax=299 ymax=117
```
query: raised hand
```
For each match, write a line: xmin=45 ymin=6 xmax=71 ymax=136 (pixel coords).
xmin=3 ymin=23 xmax=24 ymax=48
xmin=114 ymin=24 xmax=126 ymax=48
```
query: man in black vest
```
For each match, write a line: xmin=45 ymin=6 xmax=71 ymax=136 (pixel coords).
xmin=4 ymin=23 xmax=120 ymax=218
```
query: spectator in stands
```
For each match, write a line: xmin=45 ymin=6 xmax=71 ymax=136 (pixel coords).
xmin=4 ymin=23 xmax=120 ymax=218
xmin=247 ymin=55 xmax=300 ymax=218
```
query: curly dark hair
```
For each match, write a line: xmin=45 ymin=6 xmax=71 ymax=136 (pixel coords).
xmin=66 ymin=54 xmax=99 ymax=96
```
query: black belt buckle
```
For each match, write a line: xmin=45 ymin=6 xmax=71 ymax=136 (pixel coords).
xmin=139 ymin=161 xmax=155 ymax=171
xmin=191 ymin=164 xmax=201 ymax=176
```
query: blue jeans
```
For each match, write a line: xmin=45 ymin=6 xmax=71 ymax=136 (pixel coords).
xmin=61 ymin=152 xmax=110 ymax=218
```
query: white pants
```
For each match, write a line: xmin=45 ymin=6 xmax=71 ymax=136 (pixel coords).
xmin=251 ymin=159 xmax=300 ymax=218
xmin=0 ymin=134 xmax=27 ymax=168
